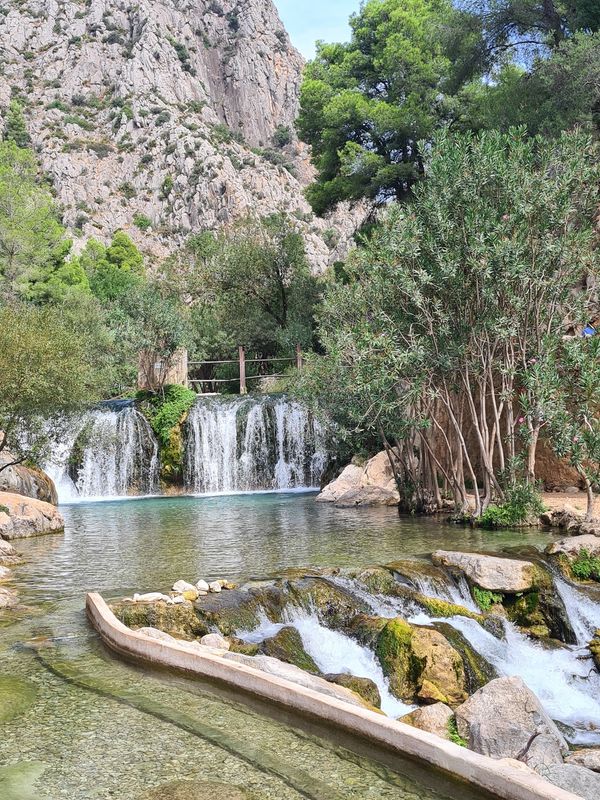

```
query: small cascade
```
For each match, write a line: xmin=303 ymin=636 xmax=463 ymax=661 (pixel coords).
xmin=46 ymin=405 xmax=160 ymax=501
xmin=553 ymin=575 xmax=600 ymax=646
xmin=412 ymin=573 xmax=480 ymax=613
xmin=238 ymin=609 xmax=414 ymax=718
xmin=184 ymin=395 xmax=328 ymax=494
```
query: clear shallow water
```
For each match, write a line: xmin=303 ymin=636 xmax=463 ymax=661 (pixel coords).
xmin=0 ymin=493 xmax=555 ymax=800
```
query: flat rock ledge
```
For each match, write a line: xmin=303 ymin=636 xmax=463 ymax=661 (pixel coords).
xmin=431 ymin=551 xmax=537 ymax=593
xmin=546 ymin=534 xmax=600 ymax=559
xmin=0 ymin=491 xmax=64 ymax=540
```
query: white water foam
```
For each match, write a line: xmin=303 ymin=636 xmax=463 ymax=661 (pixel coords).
xmin=238 ymin=609 xmax=414 ymax=718
xmin=553 ymin=575 xmax=600 ymax=646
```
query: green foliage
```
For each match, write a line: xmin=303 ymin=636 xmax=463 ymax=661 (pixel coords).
xmin=472 ymin=586 xmax=503 ymax=613
xmin=272 ymin=125 xmax=292 ymax=148
xmin=133 ymin=213 xmax=152 ymax=231
xmin=447 ymin=717 xmax=467 ymax=747
xmin=299 ymin=128 xmax=598 ymax=513
xmin=0 ymin=142 xmax=86 ymax=302
xmin=297 ymin=0 xmax=486 ymax=212
xmin=479 ymin=483 xmax=546 ymax=529
xmin=3 ymin=101 xmax=30 ymax=148
xmin=77 ymin=231 xmax=145 ymax=302
xmin=164 ymin=214 xmax=319 ymax=362
xmin=141 ymin=385 xmax=196 ymax=448
xmin=0 ymin=304 xmax=109 ymax=469
xmin=571 ymin=549 xmax=600 ymax=582
xmin=161 ymin=175 xmax=174 ymax=197
xmin=0 ymin=504 xmax=9 ymax=515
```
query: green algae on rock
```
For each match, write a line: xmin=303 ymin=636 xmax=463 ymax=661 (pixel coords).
xmin=111 ymin=600 xmax=209 ymax=641
xmin=0 ymin=675 xmax=37 ymax=723
xmin=323 ymin=673 xmax=382 ymax=709
xmin=0 ymin=761 xmax=47 ymax=800
xmin=259 ymin=626 xmax=319 ymax=674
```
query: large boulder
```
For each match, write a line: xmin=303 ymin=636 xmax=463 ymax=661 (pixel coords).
xmin=455 ymin=677 xmax=568 ymax=766
xmin=432 ymin=551 xmax=537 ymax=593
xmin=547 ymin=534 xmax=600 ymax=559
xmin=400 ymin=703 xmax=454 ymax=740
xmin=376 ymin=617 xmax=467 ymax=706
xmin=0 ymin=492 xmax=64 ymax=540
xmin=317 ymin=451 xmax=400 ymax=507
xmin=0 ymin=451 xmax=58 ymax=505
xmin=111 ymin=599 xmax=209 ymax=641
xmin=542 ymin=764 xmax=600 ymax=800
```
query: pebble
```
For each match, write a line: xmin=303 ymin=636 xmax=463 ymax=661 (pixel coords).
xmin=196 ymin=579 xmax=210 ymax=592
xmin=172 ymin=580 xmax=196 ymax=593
xmin=208 ymin=581 xmax=222 ymax=593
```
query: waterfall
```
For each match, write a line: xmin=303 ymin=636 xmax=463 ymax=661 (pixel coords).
xmin=184 ymin=395 xmax=328 ymax=493
xmin=411 ymin=573 xmax=480 ymax=613
xmin=46 ymin=405 xmax=160 ymax=501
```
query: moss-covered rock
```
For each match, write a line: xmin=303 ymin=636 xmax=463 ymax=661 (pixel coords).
xmin=434 ymin=622 xmax=497 ymax=695
xmin=324 ymin=673 xmax=381 ymax=708
xmin=345 ymin=613 xmax=387 ymax=648
xmin=414 ymin=594 xmax=482 ymax=621
xmin=286 ymin=577 xmax=369 ymax=630
xmin=111 ymin=600 xmax=208 ymax=641
xmin=375 ymin=617 xmax=467 ymax=706
xmin=0 ymin=676 xmax=37 ymax=722
xmin=259 ymin=626 xmax=319 ymax=673
xmin=194 ymin=585 xmax=285 ymax=636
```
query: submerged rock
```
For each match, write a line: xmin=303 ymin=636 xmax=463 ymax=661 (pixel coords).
xmin=455 ymin=676 xmax=568 ymax=765
xmin=0 ymin=587 xmax=18 ymax=609
xmin=432 ymin=551 xmax=537 ymax=593
xmin=400 ymin=703 xmax=454 ymax=740
xmin=259 ymin=626 xmax=319 ymax=673
xmin=323 ymin=673 xmax=381 ymax=709
xmin=0 ymin=676 xmax=37 ymax=723
xmin=141 ymin=780 xmax=251 ymax=800
xmin=0 ymin=491 xmax=64 ymax=540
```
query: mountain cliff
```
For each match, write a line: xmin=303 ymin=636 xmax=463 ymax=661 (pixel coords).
xmin=0 ymin=0 xmax=363 ymax=269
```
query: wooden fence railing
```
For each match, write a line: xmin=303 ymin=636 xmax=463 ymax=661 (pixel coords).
xmin=188 ymin=345 xmax=304 ymax=394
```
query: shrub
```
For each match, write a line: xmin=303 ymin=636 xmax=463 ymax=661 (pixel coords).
xmin=447 ymin=717 xmax=467 ymax=747
xmin=118 ymin=182 xmax=137 ymax=200
xmin=133 ymin=213 xmax=152 ymax=231
xmin=161 ymin=175 xmax=174 ymax=198
xmin=141 ymin=385 xmax=197 ymax=447
xmin=479 ymin=483 xmax=545 ymax=529
xmin=272 ymin=125 xmax=292 ymax=148
xmin=0 ymin=504 xmax=9 ymax=515
xmin=571 ymin=549 xmax=600 ymax=582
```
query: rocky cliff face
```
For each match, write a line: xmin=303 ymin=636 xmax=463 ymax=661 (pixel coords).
xmin=0 ymin=0 xmax=363 ymax=269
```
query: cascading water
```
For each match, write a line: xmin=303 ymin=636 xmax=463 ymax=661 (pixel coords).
xmin=332 ymin=569 xmax=600 ymax=745
xmin=46 ymin=404 xmax=160 ymax=501
xmin=238 ymin=609 xmax=414 ymax=718
xmin=184 ymin=395 xmax=328 ymax=493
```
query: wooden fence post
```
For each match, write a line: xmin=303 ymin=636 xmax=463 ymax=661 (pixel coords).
xmin=296 ymin=344 xmax=304 ymax=370
xmin=239 ymin=346 xmax=247 ymax=395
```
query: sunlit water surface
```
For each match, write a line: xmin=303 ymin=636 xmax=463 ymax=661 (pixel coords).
xmin=0 ymin=493 xmax=555 ymax=800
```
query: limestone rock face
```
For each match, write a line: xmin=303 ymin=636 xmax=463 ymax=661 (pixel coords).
xmin=0 ymin=0 xmax=367 ymax=270
xmin=0 ymin=453 xmax=58 ymax=505
xmin=400 ymin=702 xmax=454 ymax=740
xmin=432 ymin=551 xmax=536 ymax=593
xmin=317 ymin=452 xmax=400 ymax=507
xmin=0 ymin=491 xmax=64 ymax=540
xmin=455 ymin=677 xmax=568 ymax=764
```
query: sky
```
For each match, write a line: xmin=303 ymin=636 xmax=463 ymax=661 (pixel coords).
xmin=274 ymin=1 xmax=361 ymax=59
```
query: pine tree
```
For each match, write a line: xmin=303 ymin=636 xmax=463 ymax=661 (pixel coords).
xmin=3 ymin=101 xmax=30 ymax=148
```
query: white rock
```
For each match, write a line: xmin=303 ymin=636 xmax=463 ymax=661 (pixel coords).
xmin=208 ymin=581 xmax=222 ymax=593
xmin=133 ymin=592 xmax=168 ymax=603
xmin=200 ymin=633 xmax=230 ymax=650
xmin=197 ymin=590 xmax=208 ymax=596
xmin=172 ymin=580 xmax=196 ymax=593
xmin=196 ymin=579 xmax=210 ymax=592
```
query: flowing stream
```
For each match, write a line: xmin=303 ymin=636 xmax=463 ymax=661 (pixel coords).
xmin=1 ymin=495 xmax=512 ymax=800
